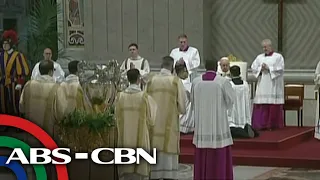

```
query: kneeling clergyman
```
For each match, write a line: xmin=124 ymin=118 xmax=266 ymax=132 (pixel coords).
xmin=228 ymin=65 xmax=258 ymax=139
xmin=54 ymin=60 xmax=91 ymax=121
xmin=314 ymin=61 xmax=320 ymax=140
xmin=175 ymin=62 xmax=194 ymax=133
xmin=115 ymin=69 xmax=157 ymax=180
xmin=20 ymin=60 xmax=59 ymax=141
xmin=192 ymin=60 xmax=235 ymax=180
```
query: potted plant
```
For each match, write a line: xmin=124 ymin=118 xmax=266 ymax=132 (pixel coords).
xmin=22 ymin=0 xmax=71 ymax=68
xmin=57 ymin=106 xmax=118 ymax=180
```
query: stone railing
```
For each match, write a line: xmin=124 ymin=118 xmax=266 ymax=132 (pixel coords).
xmin=151 ymin=68 xmax=316 ymax=84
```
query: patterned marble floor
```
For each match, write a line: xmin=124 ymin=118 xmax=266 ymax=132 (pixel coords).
xmin=1 ymin=165 xmax=320 ymax=180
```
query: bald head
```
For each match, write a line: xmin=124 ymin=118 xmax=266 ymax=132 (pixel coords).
xmin=220 ymin=57 xmax=230 ymax=73
xmin=43 ymin=48 xmax=52 ymax=61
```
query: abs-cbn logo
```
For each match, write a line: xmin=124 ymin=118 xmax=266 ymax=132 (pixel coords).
xmin=6 ymin=148 xmax=157 ymax=165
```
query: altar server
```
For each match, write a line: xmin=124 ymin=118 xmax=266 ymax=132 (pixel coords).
xmin=115 ymin=69 xmax=157 ymax=180
xmin=170 ymin=34 xmax=200 ymax=92
xmin=192 ymin=60 xmax=235 ymax=180
xmin=31 ymin=48 xmax=65 ymax=83
xmin=146 ymin=56 xmax=186 ymax=180
xmin=228 ymin=65 xmax=257 ymax=138
xmin=120 ymin=43 xmax=150 ymax=88
xmin=54 ymin=60 xmax=91 ymax=121
xmin=176 ymin=62 xmax=194 ymax=133
xmin=20 ymin=60 xmax=59 ymax=138
xmin=314 ymin=61 xmax=320 ymax=140
xmin=251 ymin=39 xmax=284 ymax=130
xmin=218 ymin=57 xmax=231 ymax=79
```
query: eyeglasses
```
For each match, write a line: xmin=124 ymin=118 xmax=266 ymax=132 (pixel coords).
xmin=129 ymin=48 xmax=136 ymax=51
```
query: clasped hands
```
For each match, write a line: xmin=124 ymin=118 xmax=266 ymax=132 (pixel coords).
xmin=176 ymin=58 xmax=185 ymax=65
xmin=130 ymin=62 xmax=135 ymax=69
xmin=261 ymin=63 xmax=269 ymax=72
xmin=15 ymin=84 xmax=22 ymax=90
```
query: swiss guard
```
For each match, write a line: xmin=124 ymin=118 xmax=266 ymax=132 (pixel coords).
xmin=0 ymin=30 xmax=30 ymax=119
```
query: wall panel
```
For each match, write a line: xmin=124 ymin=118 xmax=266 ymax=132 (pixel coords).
xmin=283 ymin=0 xmax=320 ymax=69
xmin=204 ymin=0 xmax=278 ymax=65
xmin=84 ymin=0 xmax=203 ymax=65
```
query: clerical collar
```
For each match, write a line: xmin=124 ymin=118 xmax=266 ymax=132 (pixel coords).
xmin=179 ymin=46 xmax=189 ymax=52
xmin=129 ymin=55 xmax=142 ymax=60
xmin=265 ymin=51 xmax=274 ymax=56
xmin=125 ymin=84 xmax=141 ymax=92
xmin=160 ymin=68 xmax=172 ymax=75
xmin=65 ymin=74 xmax=79 ymax=82
xmin=38 ymin=75 xmax=55 ymax=83
xmin=5 ymin=49 xmax=13 ymax=54
xmin=232 ymin=76 xmax=241 ymax=79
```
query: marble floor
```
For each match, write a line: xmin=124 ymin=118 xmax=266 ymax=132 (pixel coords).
xmin=1 ymin=165 xmax=320 ymax=180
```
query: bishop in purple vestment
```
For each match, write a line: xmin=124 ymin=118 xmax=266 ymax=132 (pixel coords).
xmin=191 ymin=60 xmax=235 ymax=180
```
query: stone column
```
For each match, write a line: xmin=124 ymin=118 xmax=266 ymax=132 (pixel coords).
xmin=57 ymin=0 xmax=86 ymax=71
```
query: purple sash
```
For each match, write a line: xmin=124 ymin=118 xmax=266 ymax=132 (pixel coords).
xmin=202 ymin=71 xmax=217 ymax=81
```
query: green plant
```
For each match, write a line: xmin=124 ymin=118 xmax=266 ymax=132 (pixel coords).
xmin=21 ymin=0 xmax=72 ymax=68
xmin=59 ymin=106 xmax=115 ymax=133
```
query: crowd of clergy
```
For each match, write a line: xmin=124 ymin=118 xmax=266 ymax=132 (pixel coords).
xmin=1 ymin=30 xmax=292 ymax=180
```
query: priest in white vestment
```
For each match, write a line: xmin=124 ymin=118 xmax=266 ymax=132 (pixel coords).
xmin=20 ymin=60 xmax=59 ymax=143
xmin=314 ymin=61 xmax=320 ymax=140
xmin=146 ymin=56 xmax=187 ymax=180
xmin=31 ymin=48 xmax=65 ymax=83
xmin=175 ymin=62 xmax=194 ymax=133
xmin=228 ymin=65 xmax=258 ymax=138
xmin=217 ymin=57 xmax=231 ymax=80
xmin=192 ymin=60 xmax=235 ymax=180
xmin=251 ymin=39 xmax=284 ymax=130
xmin=115 ymin=69 xmax=157 ymax=180
xmin=54 ymin=60 xmax=91 ymax=121
xmin=120 ymin=43 xmax=150 ymax=88
xmin=169 ymin=34 xmax=200 ymax=92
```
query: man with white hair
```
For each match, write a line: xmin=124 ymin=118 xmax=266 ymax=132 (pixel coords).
xmin=218 ymin=57 xmax=231 ymax=79
xmin=170 ymin=34 xmax=200 ymax=92
xmin=251 ymin=39 xmax=284 ymax=130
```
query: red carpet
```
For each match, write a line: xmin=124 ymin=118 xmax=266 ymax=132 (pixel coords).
xmin=180 ymin=126 xmax=320 ymax=169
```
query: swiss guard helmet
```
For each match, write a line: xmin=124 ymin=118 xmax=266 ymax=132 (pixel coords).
xmin=2 ymin=29 xmax=18 ymax=50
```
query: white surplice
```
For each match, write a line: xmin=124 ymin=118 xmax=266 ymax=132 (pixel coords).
xmin=180 ymin=79 xmax=194 ymax=133
xmin=228 ymin=81 xmax=251 ymax=128
xmin=120 ymin=56 xmax=150 ymax=78
xmin=192 ymin=74 xmax=235 ymax=148
xmin=31 ymin=61 xmax=65 ymax=83
xmin=170 ymin=46 xmax=200 ymax=92
xmin=314 ymin=61 xmax=320 ymax=140
xmin=251 ymin=53 xmax=284 ymax=104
